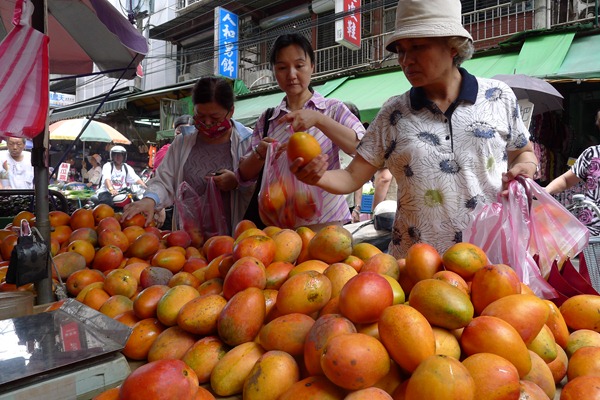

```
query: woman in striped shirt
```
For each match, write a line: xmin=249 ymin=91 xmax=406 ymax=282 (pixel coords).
xmin=238 ymin=33 xmax=365 ymax=230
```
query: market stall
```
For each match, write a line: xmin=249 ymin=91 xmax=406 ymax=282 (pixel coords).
xmin=0 ymin=0 xmax=147 ymax=397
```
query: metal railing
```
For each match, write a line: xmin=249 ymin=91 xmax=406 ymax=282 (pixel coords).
xmin=182 ymin=1 xmax=597 ymax=89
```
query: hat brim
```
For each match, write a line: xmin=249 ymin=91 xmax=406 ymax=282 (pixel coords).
xmin=384 ymin=24 xmax=473 ymax=53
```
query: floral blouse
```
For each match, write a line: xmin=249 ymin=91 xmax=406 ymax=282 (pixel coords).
xmin=571 ymin=144 xmax=600 ymax=236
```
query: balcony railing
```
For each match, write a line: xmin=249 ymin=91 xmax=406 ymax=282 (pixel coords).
xmin=181 ymin=1 xmax=597 ymax=89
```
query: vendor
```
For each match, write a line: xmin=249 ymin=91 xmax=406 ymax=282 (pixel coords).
xmin=82 ymin=154 xmax=102 ymax=189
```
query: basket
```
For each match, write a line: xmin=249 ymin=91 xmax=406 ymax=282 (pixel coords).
xmin=583 ymin=236 xmax=600 ymax=291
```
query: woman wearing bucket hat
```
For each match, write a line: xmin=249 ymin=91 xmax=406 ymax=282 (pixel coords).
xmin=83 ymin=153 xmax=102 ymax=189
xmin=290 ymin=0 xmax=538 ymax=258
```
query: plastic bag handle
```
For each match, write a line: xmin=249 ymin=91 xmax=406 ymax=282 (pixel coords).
xmin=514 ymin=175 xmax=534 ymax=211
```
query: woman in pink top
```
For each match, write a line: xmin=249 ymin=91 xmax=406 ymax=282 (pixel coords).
xmin=238 ymin=33 xmax=365 ymax=230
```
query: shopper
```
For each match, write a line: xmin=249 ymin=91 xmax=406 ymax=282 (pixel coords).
xmin=290 ymin=0 xmax=538 ymax=257
xmin=546 ymin=109 xmax=600 ymax=235
xmin=238 ymin=33 xmax=365 ymax=229
xmin=122 ymin=76 xmax=254 ymax=233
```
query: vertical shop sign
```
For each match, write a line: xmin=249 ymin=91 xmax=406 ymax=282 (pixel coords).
xmin=335 ymin=0 xmax=361 ymax=50
xmin=214 ymin=7 xmax=239 ymax=79
xmin=57 ymin=162 xmax=70 ymax=182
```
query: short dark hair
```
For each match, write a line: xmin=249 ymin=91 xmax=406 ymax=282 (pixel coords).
xmin=269 ymin=33 xmax=315 ymax=67
xmin=191 ymin=76 xmax=234 ymax=110
xmin=173 ymin=115 xmax=192 ymax=129
xmin=344 ymin=102 xmax=361 ymax=121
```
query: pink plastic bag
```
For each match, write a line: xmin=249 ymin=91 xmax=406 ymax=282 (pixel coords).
xmin=462 ymin=177 xmax=590 ymax=299
xmin=258 ymin=142 xmax=322 ymax=228
xmin=0 ymin=0 xmax=49 ymax=139
xmin=175 ymin=178 xmax=228 ymax=245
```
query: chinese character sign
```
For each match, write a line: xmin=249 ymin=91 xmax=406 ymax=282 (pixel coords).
xmin=57 ymin=163 xmax=71 ymax=182
xmin=335 ymin=0 xmax=361 ymax=50
xmin=214 ymin=7 xmax=239 ymax=79
xmin=49 ymin=91 xmax=76 ymax=108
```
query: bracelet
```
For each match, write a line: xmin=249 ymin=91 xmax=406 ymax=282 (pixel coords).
xmin=252 ymin=144 xmax=264 ymax=160
xmin=517 ymin=161 xmax=538 ymax=171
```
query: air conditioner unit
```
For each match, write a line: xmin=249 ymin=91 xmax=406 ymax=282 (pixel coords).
xmin=177 ymin=73 xmax=192 ymax=83
xmin=247 ymin=69 xmax=274 ymax=89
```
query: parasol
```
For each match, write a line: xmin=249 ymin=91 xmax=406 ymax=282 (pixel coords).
xmin=492 ymin=74 xmax=564 ymax=116
xmin=49 ymin=119 xmax=131 ymax=144
xmin=0 ymin=0 xmax=148 ymax=79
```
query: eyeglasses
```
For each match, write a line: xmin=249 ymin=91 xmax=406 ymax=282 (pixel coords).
xmin=193 ymin=110 xmax=231 ymax=130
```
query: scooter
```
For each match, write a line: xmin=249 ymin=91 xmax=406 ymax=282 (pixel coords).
xmin=344 ymin=200 xmax=396 ymax=252
xmin=88 ymin=184 xmax=145 ymax=211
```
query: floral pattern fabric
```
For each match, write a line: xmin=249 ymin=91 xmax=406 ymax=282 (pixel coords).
xmin=571 ymin=145 xmax=600 ymax=236
xmin=357 ymin=69 xmax=530 ymax=258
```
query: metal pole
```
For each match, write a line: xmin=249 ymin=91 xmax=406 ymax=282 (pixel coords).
xmin=31 ymin=0 xmax=54 ymax=305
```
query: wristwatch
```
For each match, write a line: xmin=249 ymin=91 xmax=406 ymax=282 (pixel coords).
xmin=252 ymin=144 xmax=264 ymax=160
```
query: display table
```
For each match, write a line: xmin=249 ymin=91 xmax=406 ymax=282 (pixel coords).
xmin=0 ymin=299 xmax=131 ymax=400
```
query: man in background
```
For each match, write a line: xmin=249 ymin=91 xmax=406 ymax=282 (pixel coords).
xmin=0 ymin=137 xmax=34 ymax=189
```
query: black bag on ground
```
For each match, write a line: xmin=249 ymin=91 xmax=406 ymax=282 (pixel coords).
xmin=243 ymin=107 xmax=274 ymax=228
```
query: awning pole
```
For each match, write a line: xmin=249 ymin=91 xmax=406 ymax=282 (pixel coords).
xmin=31 ymin=0 xmax=53 ymax=305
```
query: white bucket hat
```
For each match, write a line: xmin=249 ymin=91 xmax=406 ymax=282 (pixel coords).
xmin=87 ymin=154 xmax=102 ymax=164
xmin=385 ymin=0 xmax=473 ymax=53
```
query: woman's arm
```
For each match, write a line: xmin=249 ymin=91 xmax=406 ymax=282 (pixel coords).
xmin=545 ymin=170 xmax=581 ymax=194
xmin=292 ymin=153 xmax=377 ymax=195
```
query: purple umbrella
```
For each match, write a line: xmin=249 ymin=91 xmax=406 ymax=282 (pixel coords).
xmin=493 ymin=74 xmax=564 ymax=116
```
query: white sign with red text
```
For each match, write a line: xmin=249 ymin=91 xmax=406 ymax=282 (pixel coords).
xmin=57 ymin=162 xmax=70 ymax=182
xmin=335 ymin=0 xmax=361 ymax=50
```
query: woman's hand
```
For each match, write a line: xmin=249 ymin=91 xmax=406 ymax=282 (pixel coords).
xmin=122 ymin=197 xmax=156 ymax=227
xmin=290 ymin=153 xmax=328 ymax=186
xmin=283 ymin=110 xmax=322 ymax=132
xmin=211 ymin=169 xmax=238 ymax=192
xmin=501 ymin=161 xmax=537 ymax=195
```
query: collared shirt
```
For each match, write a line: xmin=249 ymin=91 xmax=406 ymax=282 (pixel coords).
xmin=0 ymin=150 xmax=34 ymax=189
xmin=571 ymin=144 xmax=600 ymax=235
xmin=248 ymin=90 xmax=366 ymax=227
xmin=358 ymin=68 xmax=530 ymax=258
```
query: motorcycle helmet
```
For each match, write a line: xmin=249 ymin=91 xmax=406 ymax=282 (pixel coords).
xmin=110 ymin=145 xmax=127 ymax=162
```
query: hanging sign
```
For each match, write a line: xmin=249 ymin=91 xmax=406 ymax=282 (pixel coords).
xmin=518 ymin=99 xmax=534 ymax=130
xmin=335 ymin=0 xmax=361 ymax=50
xmin=57 ymin=162 xmax=71 ymax=182
xmin=49 ymin=92 xmax=76 ymax=108
xmin=214 ymin=7 xmax=239 ymax=79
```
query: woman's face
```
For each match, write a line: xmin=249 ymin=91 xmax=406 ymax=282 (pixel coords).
xmin=395 ymin=37 xmax=456 ymax=88
xmin=193 ymin=101 xmax=232 ymax=130
xmin=273 ymin=44 xmax=314 ymax=97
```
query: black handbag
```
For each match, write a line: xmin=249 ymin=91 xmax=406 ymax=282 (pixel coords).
xmin=243 ymin=107 xmax=274 ymax=228
xmin=6 ymin=220 xmax=49 ymax=287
